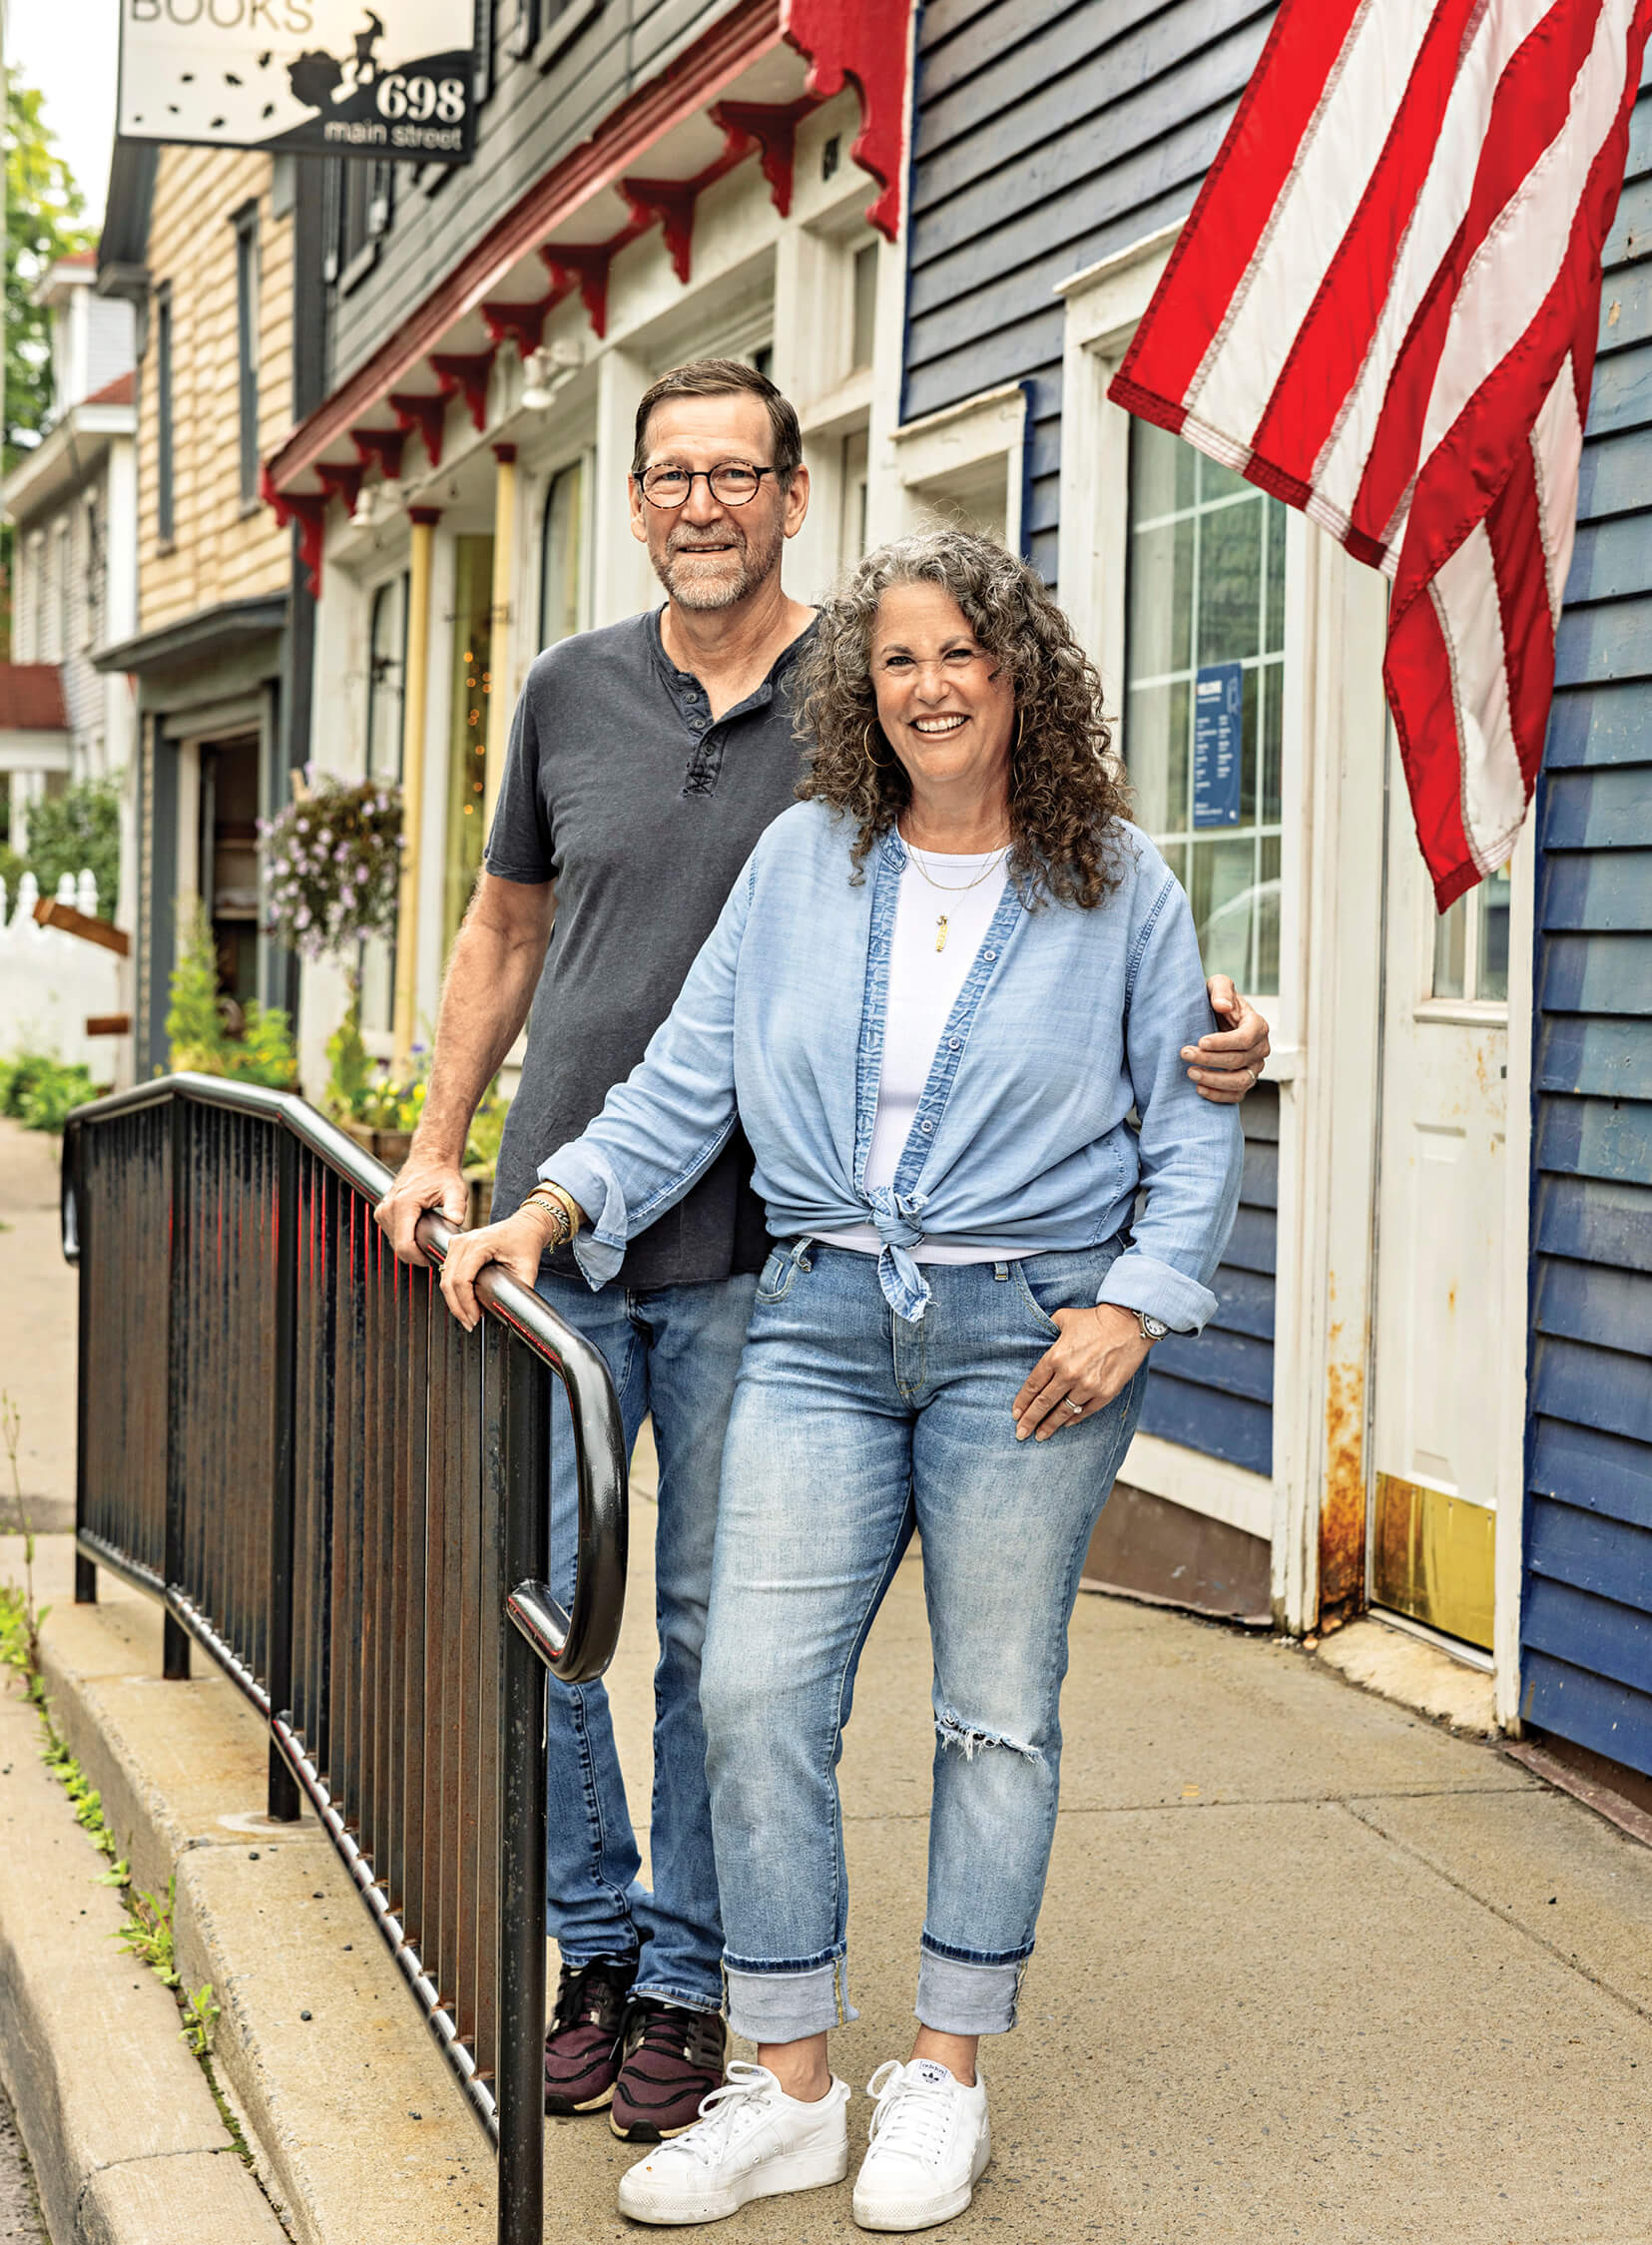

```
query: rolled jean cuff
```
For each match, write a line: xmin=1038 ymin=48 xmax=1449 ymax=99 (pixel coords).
xmin=724 ymin=1956 xmax=857 ymax=2043
xmin=914 ymin=1944 xmax=1028 ymax=2036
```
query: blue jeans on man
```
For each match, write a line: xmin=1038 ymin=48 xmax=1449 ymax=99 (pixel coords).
xmin=535 ymin=1263 xmax=758 ymax=2015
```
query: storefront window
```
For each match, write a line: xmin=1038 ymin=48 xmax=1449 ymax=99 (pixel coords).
xmin=444 ymin=535 xmax=495 ymax=948
xmin=538 ymin=459 xmax=584 ymax=652
xmin=1124 ymin=420 xmax=1287 ymax=994
xmin=360 ymin=573 xmax=408 ymax=1033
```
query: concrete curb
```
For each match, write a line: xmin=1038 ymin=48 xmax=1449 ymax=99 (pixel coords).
xmin=0 ymin=1678 xmax=284 ymax=2245
xmin=29 ymin=1549 xmax=491 ymax=2245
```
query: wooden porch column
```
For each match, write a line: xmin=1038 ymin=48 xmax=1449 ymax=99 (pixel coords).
xmin=483 ymin=443 xmax=518 ymax=841
xmin=393 ymin=505 xmax=440 ymax=1071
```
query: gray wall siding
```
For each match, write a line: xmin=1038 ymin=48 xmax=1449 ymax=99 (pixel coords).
xmin=326 ymin=0 xmax=742 ymax=391
xmin=906 ymin=0 xmax=1274 ymax=583
xmin=1520 ymin=80 xmax=1652 ymax=1782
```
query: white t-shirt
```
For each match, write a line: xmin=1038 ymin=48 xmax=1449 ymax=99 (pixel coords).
xmin=822 ymin=842 xmax=1030 ymax=1266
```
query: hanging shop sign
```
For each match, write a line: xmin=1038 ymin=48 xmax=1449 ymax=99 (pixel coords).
xmin=118 ymin=3 xmax=478 ymax=165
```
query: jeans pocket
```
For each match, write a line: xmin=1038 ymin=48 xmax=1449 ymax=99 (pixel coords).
xmin=1009 ymin=1261 xmax=1062 ymax=1337
xmin=1011 ymin=1242 xmax=1124 ymax=1337
xmin=756 ymin=1243 xmax=807 ymax=1305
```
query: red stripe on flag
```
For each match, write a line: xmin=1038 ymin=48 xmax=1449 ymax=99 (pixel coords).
xmin=1248 ymin=0 xmax=1485 ymax=484
xmin=1383 ymin=591 xmax=1478 ymax=909
xmin=1111 ymin=0 xmax=1367 ymax=412
xmin=1487 ymin=449 xmax=1558 ymax=790
xmin=1352 ymin=0 xmax=1606 ymax=550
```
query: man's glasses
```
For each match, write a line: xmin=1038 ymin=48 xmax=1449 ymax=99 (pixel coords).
xmin=636 ymin=463 xmax=781 ymax=508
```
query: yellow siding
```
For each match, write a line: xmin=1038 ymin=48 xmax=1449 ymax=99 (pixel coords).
xmin=136 ymin=147 xmax=294 ymax=633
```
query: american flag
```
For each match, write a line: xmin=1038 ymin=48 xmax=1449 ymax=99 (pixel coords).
xmin=1109 ymin=0 xmax=1652 ymax=907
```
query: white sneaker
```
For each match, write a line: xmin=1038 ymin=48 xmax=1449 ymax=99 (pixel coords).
xmin=852 ymin=2058 xmax=991 ymax=2232
xmin=617 ymin=2059 xmax=850 ymax=2226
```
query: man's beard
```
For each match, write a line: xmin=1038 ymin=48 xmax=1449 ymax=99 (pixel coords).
xmin=653 ymin=515 xmax=786 ymax=611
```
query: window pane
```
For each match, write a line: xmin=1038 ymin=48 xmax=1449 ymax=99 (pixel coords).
xmin=1256 ymin=834 xmax=1281 ymax=992
xmin=539 ymin=459 xmax=584 ymax=651
xmin=1128 ymin=519 xmax=1193 ymax=681
xmin=1264 ymin=497 xmax=1286 ymax=655
xmin=1260 ymin=656 xmax=1283 ymax=823
xmin=1196 ymin=497 xmax=1263 ymax=668
xmin=851 ymin=243 xmax=878 ymax=370
xmin=1131 ymin=419 xmax=1195 ymax=521
xmin=1477 ymin=865 xmax=1511 ymax=1001
xmin=1432 ymin=896 xmax=1467 ymax=998
xmin=1240 ymin=666 xmax=1259 ymax=825
xmin=1125 ymin=680 xmax=1187 ymax=834
xmin=1190 ymin=835 xmax=1260 ymax=986
xmin=1198 ymin=451 xmax=1252 ymax=505
xmin=366 ymin=575 xmax=407 ymax=783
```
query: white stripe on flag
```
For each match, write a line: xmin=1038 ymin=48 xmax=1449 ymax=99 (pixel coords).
xmin=1314 ymin=0 xmax=1569 ymax=532
xmin=1401 ymin=2 xmax=1629 ymax=533
xmin=1187 ymin=0 xmax=1433 ymax=437
xmin=1530 ymin=353 xmax=1586 ymax=629
xmin=1429 ymin=521 xmax=1527 ymax=870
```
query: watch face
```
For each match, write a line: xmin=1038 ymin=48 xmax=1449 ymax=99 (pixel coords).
xmin=1143 ymin=1315 xmax=1169 ymax=1340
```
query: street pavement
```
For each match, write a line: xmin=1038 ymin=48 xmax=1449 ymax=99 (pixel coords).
xmin=0 ymin=2080 xmax=46 ymax=2245
xmin=3 ymin=1117 xmax=1652 ymax=2242
xmin=0 ymin=1121 xmax=75 ymax=1536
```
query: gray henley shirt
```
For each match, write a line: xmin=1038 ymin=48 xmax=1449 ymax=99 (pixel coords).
xmin=484 ymin=604 xmax=815 ymax=1290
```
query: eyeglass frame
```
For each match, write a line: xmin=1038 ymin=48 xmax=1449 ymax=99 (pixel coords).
xmin=634 ymin=462 xmax=786 ymax=509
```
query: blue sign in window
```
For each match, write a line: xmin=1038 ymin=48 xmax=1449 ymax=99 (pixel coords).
xmin=1193 ymin=663 xmax=1244 ymax=829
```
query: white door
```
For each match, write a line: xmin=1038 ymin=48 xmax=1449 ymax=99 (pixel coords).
xmin=1370 ymin=733 xmax=1513 ymax=1651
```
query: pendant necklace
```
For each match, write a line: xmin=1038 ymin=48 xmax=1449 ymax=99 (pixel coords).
xmin=900 ymin=827 xmax=1011 ymax=952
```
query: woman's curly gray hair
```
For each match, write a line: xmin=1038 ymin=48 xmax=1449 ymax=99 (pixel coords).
xmin=794 ymin=529 xmax=1129 ymax=909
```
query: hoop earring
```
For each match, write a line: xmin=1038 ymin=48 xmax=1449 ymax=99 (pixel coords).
xmin=863 ymin=719 xmax=897 ymax=771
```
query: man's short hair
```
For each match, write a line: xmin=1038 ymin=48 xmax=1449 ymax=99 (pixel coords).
xmin=631 ymin=359 xmax=803 ymax=482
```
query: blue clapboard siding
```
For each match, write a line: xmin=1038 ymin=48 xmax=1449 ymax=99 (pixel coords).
xmin=906 ymin=0 xmax=1276 ymax=584
xmin=1137 ymin=1082 xmax=1277 ymax=1477
xmin=1520 ymin=72 xmax=1652 ymax=1783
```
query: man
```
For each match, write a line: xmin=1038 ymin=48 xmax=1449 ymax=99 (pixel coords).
xmin=376 ymin=359 xmax=1270 ymax=2146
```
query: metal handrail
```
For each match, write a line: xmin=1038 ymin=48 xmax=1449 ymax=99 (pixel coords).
xmin=61 ymin=1072 xmax=630 ymax=2245
xmin=61 ymin=1071 xmax=628 ymax=1683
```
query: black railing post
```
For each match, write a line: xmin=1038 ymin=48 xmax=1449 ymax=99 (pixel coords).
xmin=496 ymin=1341 xmax=550 ymax=2245
xmin=68 ymin=1123 xmax=97 ymax=1605
xmin=163 ymin=1092 xmax=191 ymax=1680
xmin=268 ymin=1127 xmax=301 ymax=1820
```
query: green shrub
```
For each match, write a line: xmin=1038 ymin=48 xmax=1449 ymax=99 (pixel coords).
xmin=166 ymin=899 xmax=297 ymax=1089
xmin=0 ymin=1051 xmax=99 ymax=1131
xmin=19 ymin=776 xmax=121 ymax=921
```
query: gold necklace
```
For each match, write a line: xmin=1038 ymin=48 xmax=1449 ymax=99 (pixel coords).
xmin=900 ymin=828 xmax=1010 ymax=952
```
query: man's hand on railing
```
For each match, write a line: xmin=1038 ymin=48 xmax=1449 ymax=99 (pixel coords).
xmin=375 ymin=1145 xmax=470 ymax=1268
xmin=438 ymin=1202 xmax=564 ymax=1331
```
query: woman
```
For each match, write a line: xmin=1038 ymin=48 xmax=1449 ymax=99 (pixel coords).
xmin=442 ymin=531 xmax=1242 ymax=2232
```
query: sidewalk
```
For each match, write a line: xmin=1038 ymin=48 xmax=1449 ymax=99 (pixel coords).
xmin=3 ymin=1120 xmax=1652 ymax=2241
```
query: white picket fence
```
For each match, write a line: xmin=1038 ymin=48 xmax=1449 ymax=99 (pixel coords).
xmin=0 ymin=871 xmax=126 ymax=1078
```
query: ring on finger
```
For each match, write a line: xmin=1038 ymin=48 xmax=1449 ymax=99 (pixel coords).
xmin=1063 ymin=1397 xmax=1084 ymax=1416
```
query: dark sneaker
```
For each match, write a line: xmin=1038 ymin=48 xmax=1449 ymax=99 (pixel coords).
xmin=543 ymin=1957 xmax=634 ymax=2116
xmin=610 ymin=1998 xmax=729 ymax=2142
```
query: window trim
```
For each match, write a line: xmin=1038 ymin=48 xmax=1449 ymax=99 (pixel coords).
xmin=889 ymin=380 xmax=1030 ymax=554
xmin=155 ymin=281 xmax=175 ymax=546
xmin=232 ymin=201 xmax=262 ymax=510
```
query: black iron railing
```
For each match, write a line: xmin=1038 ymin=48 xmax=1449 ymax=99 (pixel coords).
xmin=61 ymin=1074 xmax=629 ymax=2245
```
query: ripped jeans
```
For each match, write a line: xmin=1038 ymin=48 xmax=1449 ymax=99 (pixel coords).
xmin=700 ymin=1241 xmax=1148 ymax=2044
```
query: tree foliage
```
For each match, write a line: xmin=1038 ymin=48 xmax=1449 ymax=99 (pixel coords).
xmin=3 ymin=76 xmax=95 ymax=654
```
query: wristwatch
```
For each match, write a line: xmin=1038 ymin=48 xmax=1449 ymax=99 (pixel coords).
xmin=1136 ymin=1310 xmax=1170 ymax=1344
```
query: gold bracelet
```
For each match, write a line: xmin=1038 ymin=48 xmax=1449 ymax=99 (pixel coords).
xmin=520 ymin=1194 xmax=572 ymax=1248
xmin=522 ymin=1183 xmax=581 ymax=1240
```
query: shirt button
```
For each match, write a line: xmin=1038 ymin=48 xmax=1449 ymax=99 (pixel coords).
xmin=920 ymin=1119 xmax=934 ymax=1135
xmin=982 ymin=948 xmax=997 ymax=962
xmin=948 ymin=1037 xmax=961 ymax=1051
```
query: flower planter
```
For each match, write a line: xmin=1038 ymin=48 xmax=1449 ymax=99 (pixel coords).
xmin=340 ymin=1120 xmax=413 ymax=1170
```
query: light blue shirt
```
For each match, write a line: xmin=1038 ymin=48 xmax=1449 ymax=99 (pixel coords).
xmin=544 ymin=802 xmax=1243 ymax=1330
